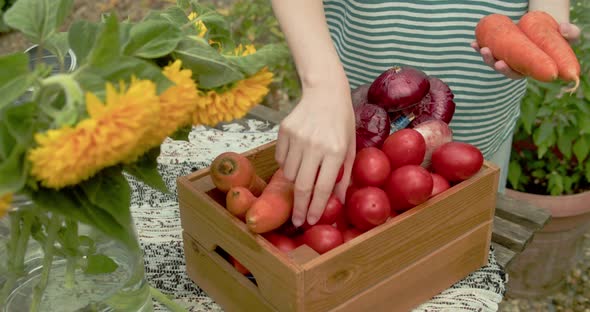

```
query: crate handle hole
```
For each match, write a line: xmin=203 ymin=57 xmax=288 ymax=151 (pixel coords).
xmin=214 ymin=246 xmax=258 ymax=286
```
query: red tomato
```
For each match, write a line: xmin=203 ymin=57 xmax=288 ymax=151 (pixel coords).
xmin=352 ymin=147 xmax=391 ymax=187
xmin=345 ymin=184 xmax=360 ymax=206
xmin=301 ymin=194 xmax=344 ymax=229
xmin=229 ymin=256 xmax=250 ymax=275
xmin=346 ymin=186 xmax=391 ymax=231
xmin=430 ymin=173 xmax=451 ymax=197
xmin=381 ymin=129 xmax=426 ymax=170
xmin=431 ymin=142 xmax=484 ymax=182
xmin=263 ymin=232 xmax=298 ymax=253
xmin=342 ymin=227 xmax=364 ymax=243
xmin=384 ymin=165 xmax=433 ymax=213
xmin=302 ymin=225 xmax=344 ymax=254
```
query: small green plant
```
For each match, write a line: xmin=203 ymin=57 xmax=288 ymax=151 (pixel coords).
xmin=507 ymin=0 xmax=590 ymax=196
xmin=0 ymin=0 xmax=18 ymax=32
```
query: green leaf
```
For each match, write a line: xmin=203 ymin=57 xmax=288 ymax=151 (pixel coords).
xmin=507 ymin=160 xmax=521 ymax=189
xmin=227 ymin=44 xmax=289 ymax=76
xmin=557 ymin=127 xmax=577 ymax=159
xmin=124 ymin=147 xmax=169 ymax=193
xmin=88 ymin=14 xmax=120 ymax=66
xmin=0 ymin=122 xmax=16 ymax=161
xmin=83 ymin=254 xmax=119 ymax=275
xmin=4 ymin=0 xmax=52 ymax=43
xmin=45 ymin=32 xmax=70 ymax=70
xmin=119 ymin=21 xmax=134 ymax=48
xmin=79 ymin=56 xmax=172 ymax=95
xmin=520 ymin=97 xmax=538 ymax=135
xmin=586 ymin=161 xmax=590 ymax=183
xmin=579 ymin=114 xmax=590 ymax=135
xmin=0 ymin=52 xmax=34 ymax=111
xmin=32 ymin=187 xmax=136 ymax=247
xmin=123 ymin=20 xmax=183 ymax=59
xmin=573 ymin=135 xmax=590 ymax=163
xmin=54 ymin=0 xmax=74 ymax=29
xmin=548 ymin=173 xmax=564 ymax=196
xmin=68 ymin=20 xmax=100 ymax=65
xmin=533 ymin=120 xmax=556 ymax=158
xmin=80 ymin=167 xmax=132 ymax=230
xmin=0 ymin=145 xmax=28 ymax=194
xmin=169 ymin=125 xmax=192 ymax=142
xmin=3 ymin=101 xmax=36 ymax=146
xmin=177 ymin=0 xmax=191 ymax=10
xmin=143 ymin=6 xmax=190 ymax=29
xmin=173 ymin=38 xmax=244 ymax=89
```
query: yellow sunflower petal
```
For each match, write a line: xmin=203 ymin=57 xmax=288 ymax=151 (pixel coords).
xmin=29 ymin=79 xmax=160 ymax=189
xmin=0 ymin=193 xmax=12 ymax=219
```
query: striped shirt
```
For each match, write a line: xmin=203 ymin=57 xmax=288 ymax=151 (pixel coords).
xmin=323 ymin=0 xmax=529 ymax=158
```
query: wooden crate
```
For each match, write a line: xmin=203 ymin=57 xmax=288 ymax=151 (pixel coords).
xmin=177 ymin=140 xmax=500 ymax=312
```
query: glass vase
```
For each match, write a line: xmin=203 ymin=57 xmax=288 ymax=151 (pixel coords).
xmin=0 ymin=195 xmax=153 ymax=312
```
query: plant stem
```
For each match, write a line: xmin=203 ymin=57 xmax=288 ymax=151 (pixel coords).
xmin=64 ymin=219 xmax=79 ymax=289
xmin=30 ymin=214 xmax=62 ymax=312
xmin=0 ymin=211 xmax=23 ymax=305
xmin=149 ymin=286 xmax=188 ymax=312
xmin=14 ymin=213 xmax=34 ymax=272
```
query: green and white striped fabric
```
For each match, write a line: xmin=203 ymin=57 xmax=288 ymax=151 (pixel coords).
xmin=323 ymin=0 xmax=528 ymax=158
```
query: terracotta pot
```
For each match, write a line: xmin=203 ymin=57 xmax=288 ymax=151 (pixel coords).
xmin=504 ymin=188 xmax=590 ymax=299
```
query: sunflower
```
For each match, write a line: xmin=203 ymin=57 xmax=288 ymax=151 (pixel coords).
xmin=188 ymin=12 xmax=208 ymax=38
xmin=28 ymin=79 xmax=160 ymax=189
xmin=126 ymin=60 xmax=199 ymax=160
xmin=192 ymin=44 xmax=274 ymax=126
xmin=0 ymin=193 xmax=12 ymax=219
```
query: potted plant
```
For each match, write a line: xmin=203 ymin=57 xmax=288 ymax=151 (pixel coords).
xmin=504 ymin=0 xmax=590 ymax=299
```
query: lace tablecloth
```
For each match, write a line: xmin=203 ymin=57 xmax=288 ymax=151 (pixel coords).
xmin=129 ymin=118 xmax=507 ymax=312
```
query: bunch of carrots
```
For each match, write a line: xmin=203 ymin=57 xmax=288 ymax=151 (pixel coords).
xmin=210 ymin=151 xmax=295 ymax=234
xmin=475 ymin=11 xmax=581 ymax=92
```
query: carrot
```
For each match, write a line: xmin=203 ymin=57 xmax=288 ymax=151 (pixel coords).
xmin=246 ymin=168 xmax=294 ymax=233
xmin=226 ymin=186 xmax=257 ymax=220
xmin=517 ymin=11 xmax=581 ymax=92
xmin=210 ymin=152 xmax=267 ymax=196
xmin=475 ymin=14 xmax=558 ymax=82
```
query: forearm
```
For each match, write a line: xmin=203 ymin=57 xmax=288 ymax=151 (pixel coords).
xmin=270 ymin=0 xmax=348 ymax=89
xmin=529 ymin=0 xmax=570 ymax=23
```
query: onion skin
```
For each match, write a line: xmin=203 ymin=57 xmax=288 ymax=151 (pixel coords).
xmin=354 ymin=103 xmax=391 ymax=151
xmin=410 ymin=77 xmax=456 ymax=127
xmin=351 ymin=83 xmax=371 ymax=108
xmin=368 ymin=66 xmax=430 ymax=111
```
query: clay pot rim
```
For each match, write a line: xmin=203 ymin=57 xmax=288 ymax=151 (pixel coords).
xmin=505 ymin=188 xmax=590 ymax=218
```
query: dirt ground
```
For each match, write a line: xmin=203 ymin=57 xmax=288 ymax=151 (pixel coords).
xmin=2 ymin=1 xmax=589 ymax=311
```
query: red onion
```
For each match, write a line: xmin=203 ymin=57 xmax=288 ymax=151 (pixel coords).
xmin=409 ymin=77 xmax=456 ymax=127
xmin=351 ymin=83 xmax=371 ymax=108
xmin=367 ymin=66 xmax=430 ymax=111
xmin=354 ymin=103 xmax=391 ymax=151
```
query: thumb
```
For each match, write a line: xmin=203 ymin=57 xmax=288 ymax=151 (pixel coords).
xmin=560 ymin=23 xmax=581 ymax=43
xmin=333 ymin=135 xmax=356 ymax=204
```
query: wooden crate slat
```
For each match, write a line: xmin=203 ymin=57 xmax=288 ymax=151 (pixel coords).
xmin=492 ymin=216 xmax=533 ymax=252
xmin=495 ymin=193 xmax=551 ymax=231
xmin=330 ymin=221 xmax=492 ymax=312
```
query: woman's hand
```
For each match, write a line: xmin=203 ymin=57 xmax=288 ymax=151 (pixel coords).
xmin=471 ymin=22 xmax=581 ymax=79
xmin=276 ymin=78 xmax=356 ymax=227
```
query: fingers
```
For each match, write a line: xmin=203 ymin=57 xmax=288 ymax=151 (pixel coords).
xmin=292 ymin=152 xmax=322 ymax=227
xmin=275 ymin=125 xmax=290 ymax=166
xmin=470 ymin=41 xmax=480 ymax=52
xmin=282 ymin=136 xmax=303 ymax=181
xmin=333 ymin=135 xmax=356 ymax=203
xmin=493 ymin=61 xmax=525 ymax=80
xmin=307 ymin=154 xmax=345 ymax=225
xmin=560 ymin=23 xmax=581 ymax=43
xmin=474 ymin=46 xmax=524 ymax=80
xmin=479 ymin=47 xmax=496 ymax=68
